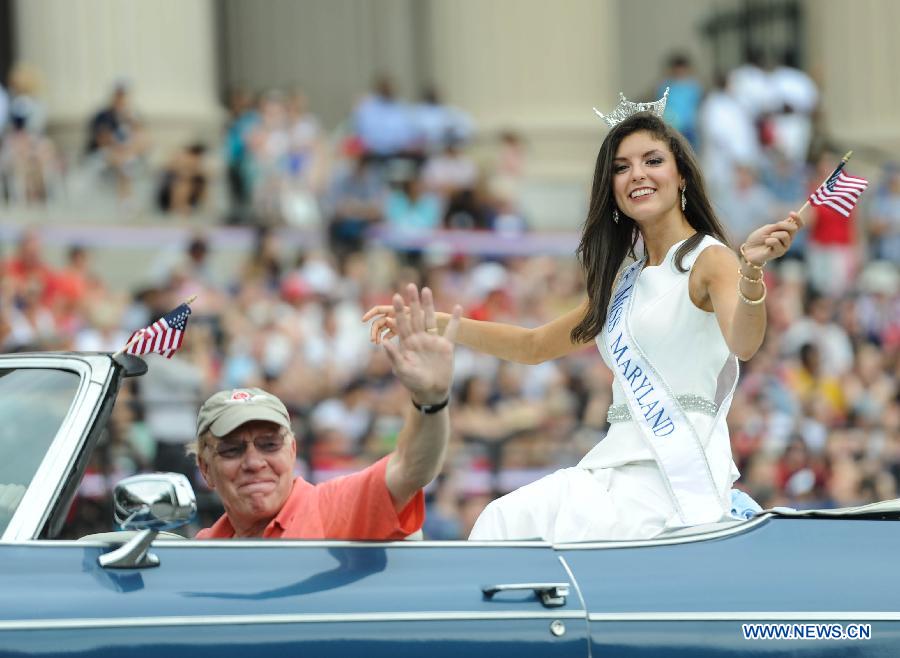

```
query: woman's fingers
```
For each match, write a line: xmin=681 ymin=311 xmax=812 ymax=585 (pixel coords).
xmin=786 ymin=211 xmax=804 ymax=228
xmin=370 ymin=317 xmax=389 ymax=343
xmin=362 ymin=305 xmax=394 ymax=322
xmin=365 ymin=301 xmax=418 ymax=343
xmin=776 ymin=219 xmax=797 ymax=231
xmin=779 ymin=221 xmax=799 ymax=237
xmin=367 ymin=287 xmax=446 ymax=343
xmin=744 ymin=211 xmax=804 ymax=262
xmin=377 ymin=327 xmax=397 ymax=343
xmin=370 ymin=317 xmax=397 ymax=343
xmin=366 ymin=304 xmax=393 ymax=343
xmin=765 ymin=231 xmax=791 ymax=252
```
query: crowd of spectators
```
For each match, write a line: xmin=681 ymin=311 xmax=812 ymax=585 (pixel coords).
xmin=659 ymin=50 xmax=899 ymax=295
xmin=1 ymin=55 xmax=898 ymax=539
xmin=222 ymin=75 xmax=526 ymax=258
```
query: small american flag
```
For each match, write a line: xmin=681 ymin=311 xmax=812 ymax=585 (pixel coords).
xmin=808 ymin=163 xmax=868 ymax=218
xmin=124 ymin=303 xmax=192 ymax=359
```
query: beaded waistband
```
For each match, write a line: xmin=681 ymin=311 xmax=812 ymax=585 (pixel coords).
xmin=607 ymin=394 xmax=718 ymax=424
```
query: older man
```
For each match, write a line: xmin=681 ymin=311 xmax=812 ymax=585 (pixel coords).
xmin=192 ymin=285 xmax=460 ymax=539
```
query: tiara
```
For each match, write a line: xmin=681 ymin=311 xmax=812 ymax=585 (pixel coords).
xmin=593 ymin=87 xmax=669 ymax=128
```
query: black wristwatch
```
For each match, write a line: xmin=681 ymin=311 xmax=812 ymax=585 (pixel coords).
xmin=411 ymin=396 xmax=450 ymax=414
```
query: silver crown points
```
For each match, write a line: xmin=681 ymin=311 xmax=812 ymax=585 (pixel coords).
xmin=593 ymin=87 xmax=669 ymax=128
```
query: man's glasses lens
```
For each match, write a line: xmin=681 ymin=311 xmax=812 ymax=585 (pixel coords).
xmin=215 ymin=434 xmax=285 ymax=459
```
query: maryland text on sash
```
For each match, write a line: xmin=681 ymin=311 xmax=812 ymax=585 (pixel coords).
xmin=606 ymin=264 xmax=673 ymax=437
xmin=604 ymin=260 xmax=723 ymax=525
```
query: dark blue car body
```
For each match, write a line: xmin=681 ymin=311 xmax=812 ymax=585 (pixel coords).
xmin=1 ymin=353 xmax=898 ymax=656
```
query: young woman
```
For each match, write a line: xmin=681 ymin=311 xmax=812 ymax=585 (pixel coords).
xmin=364 ymin=112 xmax=801 ymax=541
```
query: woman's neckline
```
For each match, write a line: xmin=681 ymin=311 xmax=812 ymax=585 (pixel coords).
xmin=642 ymin=234 xmax=696 ymax=270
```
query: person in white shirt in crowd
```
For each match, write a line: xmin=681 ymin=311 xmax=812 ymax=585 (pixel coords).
xmin=768 ymin=49 xmax=819 ymax=165
xmin=699 ymin=74 xmax=761 ymax=205
xmin=727 ymin=49 xmax=780 ymax=122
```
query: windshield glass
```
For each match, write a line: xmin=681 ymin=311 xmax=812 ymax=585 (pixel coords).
xmin=0 ymin=368 xmax=81 ymax=535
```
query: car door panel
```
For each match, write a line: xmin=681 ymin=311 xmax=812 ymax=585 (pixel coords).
xmin=0 ymin=541 xmax=589 ymax=657
xmin=560 ymin=517 xmax=900 ymax=656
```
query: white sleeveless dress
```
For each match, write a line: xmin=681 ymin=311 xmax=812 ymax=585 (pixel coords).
xmin=469 ymin=235 xmax=741 ymax=542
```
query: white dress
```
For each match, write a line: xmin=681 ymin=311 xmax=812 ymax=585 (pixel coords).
xmin=469 ymin=236 xmax=740 ymax=542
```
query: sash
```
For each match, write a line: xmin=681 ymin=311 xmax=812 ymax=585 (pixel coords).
xmin=603 ymin=259 xmax=734 ymax=526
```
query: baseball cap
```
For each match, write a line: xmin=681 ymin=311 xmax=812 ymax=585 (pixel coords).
xmin=197 ymin=388 xmax=291 ymax=438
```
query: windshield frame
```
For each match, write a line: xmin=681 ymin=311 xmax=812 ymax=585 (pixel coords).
xmin=0 ymin=354 xmax=117 ymax=541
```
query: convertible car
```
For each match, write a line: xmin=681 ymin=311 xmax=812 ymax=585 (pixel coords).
xmin=1 ymin=352 xmax=898 ymax=656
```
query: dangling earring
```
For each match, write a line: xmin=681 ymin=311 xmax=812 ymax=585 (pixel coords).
xmin=613 ymin=208 xmax=620 ymax=224
xmin=681 ymin=186 xmax=687 ymax=212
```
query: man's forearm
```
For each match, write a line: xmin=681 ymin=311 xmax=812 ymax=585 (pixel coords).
xmin=386 ymin=403 xmax=450 ymax=506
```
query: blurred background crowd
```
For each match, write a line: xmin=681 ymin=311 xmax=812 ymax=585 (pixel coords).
xmin=1 ymin=0 xmax=898 ymax=539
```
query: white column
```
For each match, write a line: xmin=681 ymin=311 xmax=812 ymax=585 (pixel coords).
xmin=218 ymin=0 xmax=419 ymax=126
xmin=425 ymin=0 xmax=620 ymax=181
xmin=14 ymin=0 xmax=221 ymax=155
xmin=806 ymin=0 xmax=900 ymax=151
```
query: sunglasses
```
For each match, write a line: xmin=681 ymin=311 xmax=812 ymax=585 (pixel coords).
xmin=213 ymin=432 xmax=288 ymax=460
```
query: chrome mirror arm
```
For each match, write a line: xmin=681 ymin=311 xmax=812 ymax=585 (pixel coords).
xmin=97 ymin=528 xmax=160 ymax=569
xmin=96 ymin=473 xmax=196 ymax=568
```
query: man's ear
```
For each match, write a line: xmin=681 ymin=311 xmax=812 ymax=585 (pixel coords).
xmin=197 ymin=454 xmax=215 ymax=490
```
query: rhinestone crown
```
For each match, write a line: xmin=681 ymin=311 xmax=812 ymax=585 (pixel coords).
xmin=593 ymin=87 xmax=669 ymax=129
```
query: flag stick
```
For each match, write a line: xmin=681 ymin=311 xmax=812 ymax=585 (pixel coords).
xmin=112 ymin=295 xmax=198 ymax=359
xmin=795 ymin=150 xmax=853 ymax=217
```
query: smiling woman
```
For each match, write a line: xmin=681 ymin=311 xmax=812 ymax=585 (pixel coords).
xmin=365 ymin=107 xmax=804 ymax=543
xmin=612 ymin=139 xmax=684 ymax=225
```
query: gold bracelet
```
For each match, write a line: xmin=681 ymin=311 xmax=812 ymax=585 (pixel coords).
xmin=739 ymin=243 xmax=767 ymax=271
xmin=737 ymin=278 xmax=766 ymax=305
xmin=737 ymin=267 xmax=763 ymax=284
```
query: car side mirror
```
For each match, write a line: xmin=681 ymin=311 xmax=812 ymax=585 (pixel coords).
xmin=99 ymin=474 xmax=197 ymax=570
xmin=113 ymin=473 xmax=197 ymax=532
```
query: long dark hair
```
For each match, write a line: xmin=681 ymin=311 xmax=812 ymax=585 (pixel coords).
xmin=570 ymin=112 xmax=731 ymax=344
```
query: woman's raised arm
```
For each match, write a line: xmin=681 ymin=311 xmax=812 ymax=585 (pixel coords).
xmin=364 ymin=297 xmax=591 ymax=365
xmin=694 ymin=212 xmax=803 ymax=361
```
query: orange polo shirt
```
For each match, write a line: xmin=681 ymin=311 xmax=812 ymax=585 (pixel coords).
xmin=196 ymin=456 xmax=424 ymax=540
